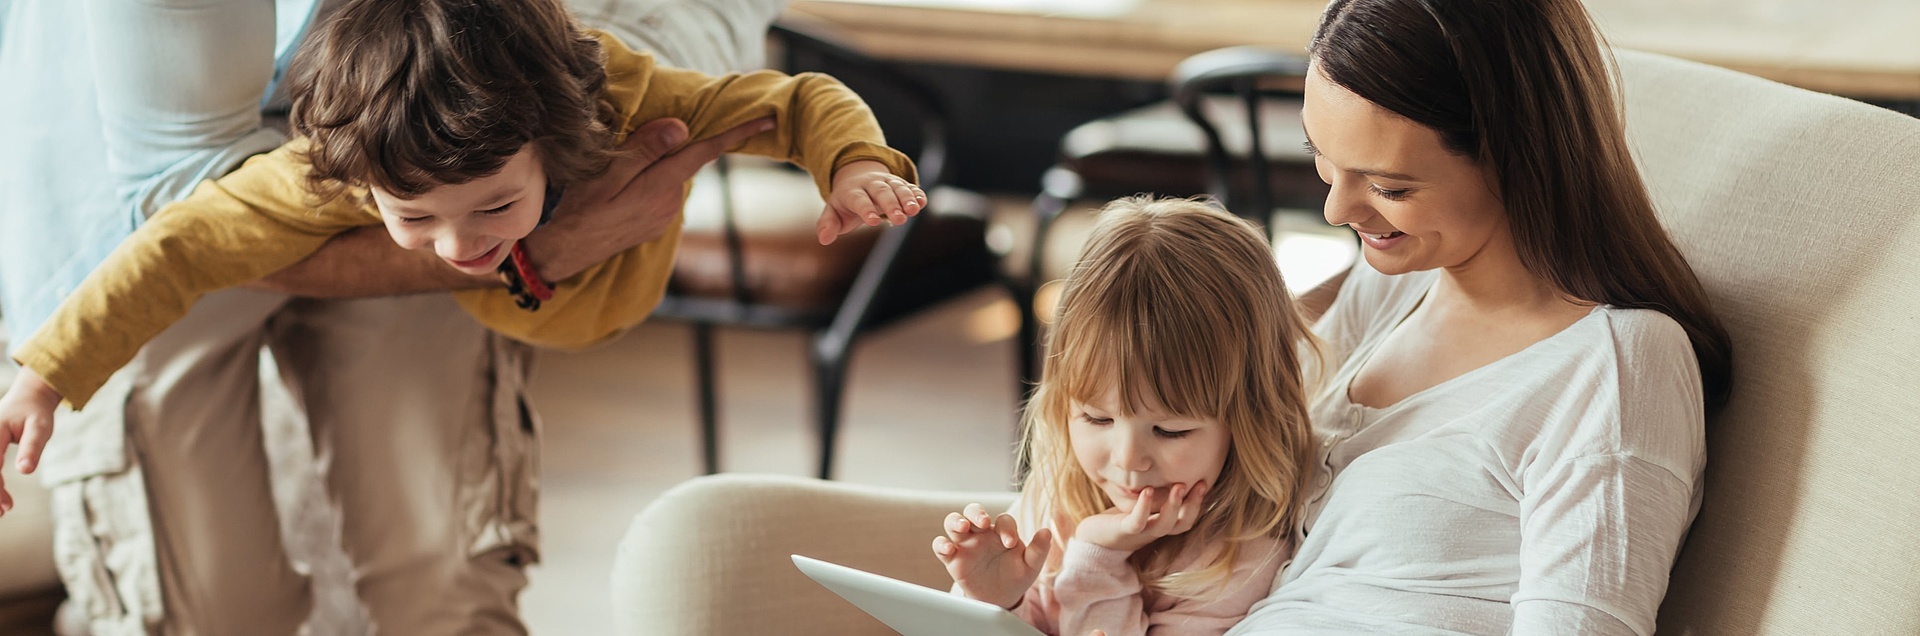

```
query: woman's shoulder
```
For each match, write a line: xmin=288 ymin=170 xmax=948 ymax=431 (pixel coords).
xmin=1590 ymin=304 xmax=1690 ymax=342
xmin=1525 ymin=306 xmax=1702 ymax=407
xmin=1524 ymin=306 xmax=1705 ymax=466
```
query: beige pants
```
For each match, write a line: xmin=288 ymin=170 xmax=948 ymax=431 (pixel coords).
xmin=39 ymin=290 xmax=538 ymax=636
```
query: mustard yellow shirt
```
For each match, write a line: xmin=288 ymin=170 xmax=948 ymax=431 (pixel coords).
xmin=14 ymin=30 xmax=916 ymax=409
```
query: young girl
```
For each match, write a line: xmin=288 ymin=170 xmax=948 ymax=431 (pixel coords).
xmin=933 ymin=196 xmax=1319 ymax=636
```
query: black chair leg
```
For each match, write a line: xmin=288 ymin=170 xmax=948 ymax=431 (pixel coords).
xmin=694 ymin=322 xmax=721 ymax=475
xmin=1015 ymin=281 xmax=1041 ymax=401
xmin=1021 ymin=184 xmax=1073 ymax=400
xmin=810 ymin=331 xmax=853 ymax=480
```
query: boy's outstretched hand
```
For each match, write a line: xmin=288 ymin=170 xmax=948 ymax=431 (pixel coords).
xmin=0 ymin=367 xmax=62 ymax=518
xmin=819 ymin=160 xmax=927 ymax=245
xmin=932 ymin=502 xmax=1052 ymax=610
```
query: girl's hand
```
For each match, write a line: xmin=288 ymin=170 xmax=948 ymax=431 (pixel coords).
xmin=0 ymin=367 xmax=63 ymax=518
xmin=1074 ymin=481 xmax=1209 ymax=553
xmin=818 ymin=160 xmax=927 ymax=245
xmin=932 ymin=502 xmax=1053 ymax=609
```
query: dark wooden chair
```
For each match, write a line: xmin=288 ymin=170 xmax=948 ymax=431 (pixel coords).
xmin=653 ymin=23 xmax=995 ymax=479
xmin=1007 ymin=46 xmax=1330 ymax=395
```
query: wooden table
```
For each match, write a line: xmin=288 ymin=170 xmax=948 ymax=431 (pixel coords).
xmin=785 ymin=0 xmax=1920 ymax=100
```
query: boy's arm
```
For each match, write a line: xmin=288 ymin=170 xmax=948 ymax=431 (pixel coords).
xmin=445 ymin=34 xmax=922 ymax=352
xmin=610 ymin=37 xmax=919 ymax=194
xmin=445 ymin=116 xmax=773 ymax=351
xmin=11 ymin=143 xmax=375 ymax=408
xmin=441 ymin=33 xmax=921 ymax=353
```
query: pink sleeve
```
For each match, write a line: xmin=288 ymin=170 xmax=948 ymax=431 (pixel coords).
xmin=1052 ymin=541 xmax=1150 ymax=636
xmin=1054 ymin=537 xmax=1289 ymax=636
xmin=1012 ymin=579 xmax=1062 ymax=635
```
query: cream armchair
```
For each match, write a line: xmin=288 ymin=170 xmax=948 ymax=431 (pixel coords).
xmin=612 ymin=49 xmax=1920 ymax=635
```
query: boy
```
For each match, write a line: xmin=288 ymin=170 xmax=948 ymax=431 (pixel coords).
xmin=0 ymin=0 xmax=921 ymax=510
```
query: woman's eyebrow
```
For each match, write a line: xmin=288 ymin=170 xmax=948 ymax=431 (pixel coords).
xmin=1303 ymin=132 xmax=1422 ymax=182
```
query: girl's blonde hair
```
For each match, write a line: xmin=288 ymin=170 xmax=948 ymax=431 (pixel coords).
xmin=1019 ymin=196 xmax=1319 ymax=601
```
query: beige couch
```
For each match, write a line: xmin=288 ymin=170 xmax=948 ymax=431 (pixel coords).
xmin=614 ymin=49 xmax=1920 ymax=635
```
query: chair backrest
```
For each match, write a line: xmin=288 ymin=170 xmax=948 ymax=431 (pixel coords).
xmin=1612 ymin=49 xmax=1920 ymax=635
xmin=667 ymin=22 xmax=975 ymax=326
xmin=1168 ymin=47 xmax=1322 ymax=223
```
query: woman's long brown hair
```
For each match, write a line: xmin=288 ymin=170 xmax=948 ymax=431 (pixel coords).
xmin=1310 ymin=0 xmax=1733 ymax=408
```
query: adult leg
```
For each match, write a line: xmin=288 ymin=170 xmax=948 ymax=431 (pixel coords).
xmin=268 ymin=295 xmax=537 ymax=635
xmin=42 ymin=290 xmax=307 ymax=636
xmin=31 ymin=1 xmax=311 ymax=634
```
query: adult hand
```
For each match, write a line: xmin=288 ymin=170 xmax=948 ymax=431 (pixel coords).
xmin=932 ymin=502 xmax=1052 ymax=610
xmin=1074 ymin=481 xmax=1208 ymax=553
xmin=527 ymin=116 xmax=777 ymax=282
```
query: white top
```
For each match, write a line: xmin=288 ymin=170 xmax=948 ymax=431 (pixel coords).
xmin=1229 ymin=262 xmax=1706 ymax=636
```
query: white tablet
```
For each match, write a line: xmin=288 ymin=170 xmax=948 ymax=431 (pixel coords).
xmin=791 ymin=554 xmax=1046 ymax=636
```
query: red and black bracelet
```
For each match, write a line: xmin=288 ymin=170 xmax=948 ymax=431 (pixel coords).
xmin=498 ymin=241 xmax=554 ymax=311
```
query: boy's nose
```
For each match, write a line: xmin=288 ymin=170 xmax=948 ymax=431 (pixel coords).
xmin=438 ymin=234 xmax=492 ymax=262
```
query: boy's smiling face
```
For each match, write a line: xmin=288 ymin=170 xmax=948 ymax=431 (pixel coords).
xmin=370 ymin=146 xmax=548 ymax=276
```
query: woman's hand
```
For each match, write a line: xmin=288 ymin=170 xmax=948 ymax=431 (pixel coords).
xmin=818 ymin=160 xmax=926 ymax=245
xmin=0 ymin=367 xmax=63 ymax=518
xmin=932 ymin=502 xmax=1053 ymax=609
xmin=1074 ymin=481 xmax=1208 ymax=553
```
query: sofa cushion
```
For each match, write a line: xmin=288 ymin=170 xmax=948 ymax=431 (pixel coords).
xmin=1614 ymin=50 xmax=1920 ymax=635
xmin=613 ymin=474 xmax=1017 ymax=636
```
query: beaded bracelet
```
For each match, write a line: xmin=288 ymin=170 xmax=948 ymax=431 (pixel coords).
xmin=498 ymin=241 xmax=554 ymax=311
xmin=497 ymin=186 xmax=565 ymax=311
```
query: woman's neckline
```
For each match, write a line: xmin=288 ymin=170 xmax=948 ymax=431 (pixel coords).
xmin=1340 ymin=278 xmax=1606 ymax=414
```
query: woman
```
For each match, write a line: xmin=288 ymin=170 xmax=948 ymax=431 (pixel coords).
xmin=1230 ymin=0 xmax=1732 ymax=633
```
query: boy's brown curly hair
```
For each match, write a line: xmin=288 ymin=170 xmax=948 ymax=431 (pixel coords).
xmin=288 ymin=0 xmax=618 ymax=202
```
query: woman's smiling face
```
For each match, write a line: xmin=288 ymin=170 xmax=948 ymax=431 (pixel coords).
xmin=1301 ymin=63 xmax=1511 ymax=276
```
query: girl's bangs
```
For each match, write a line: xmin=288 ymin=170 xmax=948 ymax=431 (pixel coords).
xmin=1049 ymin=273 xmax=1240 ymax=420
